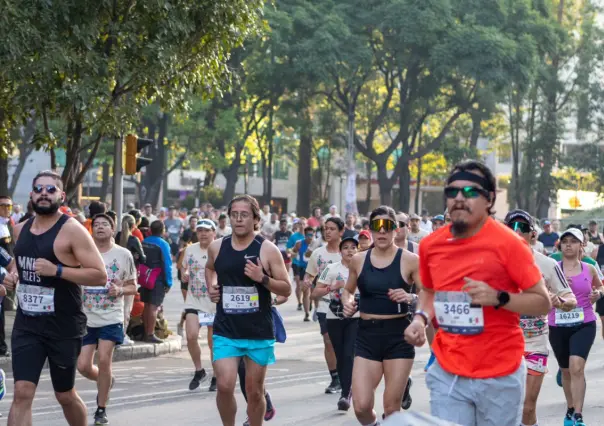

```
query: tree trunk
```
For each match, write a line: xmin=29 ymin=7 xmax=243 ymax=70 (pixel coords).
xmin=296 ymin=105 xmax=312 ymax=217
xmin=398 ymin=157 xmax=412 ymax=212
xmin=8 ymin=118 xmax=36 ymax=197
xmin=0 ymin=157 xmax=8 ymax=196
xmin=141 ymin=113 xmax=168 ymax=207
xmin=376 ymin=161 xmax=393 ymax=206
xmin=414 ymin=156 xmax=422 ymax=213
xmin=222 ymin=154 xmax=241 ymax=205
xmin=365 ymin=159 xmax=372 ymax=209
xmin=469 ymin=110 xmax=482 ymax=149
xmin=99 ymin=161 xmax=110 ymax=202
xmin=266 ymin=100 xmax=274 ymax=206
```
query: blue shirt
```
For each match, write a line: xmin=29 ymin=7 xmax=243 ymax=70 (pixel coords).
xmin=287 ymin=233 xmax=305 ymax=266
xmin=538 ymin=232 xmax=559 ymax=248
xmin=144 ymin=236 xmax=173 ymax=288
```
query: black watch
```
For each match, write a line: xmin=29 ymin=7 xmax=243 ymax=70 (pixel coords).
xmin=261 ymin=275 xmax=270 ymax=287
xmin=495 ymin=291 xmax=510 ymax=309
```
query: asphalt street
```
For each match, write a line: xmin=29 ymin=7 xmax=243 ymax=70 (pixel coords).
xmin=1 ymin=287 xmax=604 ymax=425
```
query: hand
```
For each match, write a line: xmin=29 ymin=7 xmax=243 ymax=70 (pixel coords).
xmin=342 ymin=296 xmax=358 ymax=318
xmin=302 ymin=276 xmax=313 ymax=290
xmin=560 ymin=298 xmax=576 ymax=312
xmin=107 ymin=283 xmax=121 ymax=297
xmin=0 ymin=285 xmax=6 ymax=297
xmin=550 ymin=293 xmax=562 ymax=308
xmin=462 ymin=277 xmax=499 ymax=306
xmin=2 ymin=272 xmax=18 ymax=291
xmin=181 ymin=272 xmax=189 ymax=284
xmin=388 ymin=288 xmax=415 ymax=304
xmin=295 ymin=240 xmax=302 ymax=249
xmin=589 ymin=289 xmax=601 ymax=304
xmin=404 ymin=318 xmax=427 ymax=347
xmin=244 ymin=259 xmax=265 ymax=283
xmin=34 ymin=259 xmax=58 ymax=277
xmin=209 ymin=283 xmax=221 ymax=303
xmin=331 ymin=279 xmax=346 ymax=291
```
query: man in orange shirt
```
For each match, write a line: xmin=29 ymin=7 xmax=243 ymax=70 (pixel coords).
xmin=404 ymin=160 xmax=551 ymax=426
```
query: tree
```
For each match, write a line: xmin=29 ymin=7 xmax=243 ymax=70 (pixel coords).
xmin=0 ymin=0 xmax=264 ymax=200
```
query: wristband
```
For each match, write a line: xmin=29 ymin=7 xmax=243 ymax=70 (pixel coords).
xmin=414 ymin=310 xmax=429 ymax=328
xmin=56 ymin=264 xmax=63 ymax=278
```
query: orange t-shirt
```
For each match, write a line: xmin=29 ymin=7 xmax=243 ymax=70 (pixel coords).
xmin=132 ymin=228 xmax=144 ymax=242
xmin=419 ymin=217 xmax=541 ymax=379
xmin=84 ymin=218 xmax=93 ymax=235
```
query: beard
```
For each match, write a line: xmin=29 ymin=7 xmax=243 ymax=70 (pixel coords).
xmin=32 ymin=198 xmax=61 ymax=215
xmin=451 ymin=220 xmax=470 ymax=236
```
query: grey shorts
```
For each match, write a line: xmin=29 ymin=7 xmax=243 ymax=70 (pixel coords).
xmin=426 ymin=360 xmax=526 ymax=426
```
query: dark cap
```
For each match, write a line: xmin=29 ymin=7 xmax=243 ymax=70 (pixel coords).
xmin=504 ymin=209 xmax=534 ymax=227
xmin=339 ymin=236 xmax=359 ymax=250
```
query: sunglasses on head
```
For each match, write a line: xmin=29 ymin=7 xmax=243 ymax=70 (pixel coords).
xmin=444 ymin=186 xmax=489 ymax=199
xmin=32 ymin=184 xmax=59 ymax=194
xmin=507 ymin=221 xmax=531 ymax=234
xmin=369 ymin=218 xmax=397 ymax=232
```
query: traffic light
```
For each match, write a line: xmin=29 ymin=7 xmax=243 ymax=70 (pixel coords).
xmin=125 ymin=134 xmax=154 ymax=175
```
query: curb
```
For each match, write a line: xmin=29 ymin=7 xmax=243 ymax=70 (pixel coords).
xmin=0 ymin=335 xmax=183 ymax=371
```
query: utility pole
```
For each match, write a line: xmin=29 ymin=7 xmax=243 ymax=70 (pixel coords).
xmin=112 ymin=135 xmax=124 ymax=229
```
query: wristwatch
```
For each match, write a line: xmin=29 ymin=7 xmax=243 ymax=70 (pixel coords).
xmin=261 ymin=275 xmax=270 ymax=287
xmin=413 ymin=310 xmax=430 ymax=328
xmin=55 ymin=264 xmax=63 ymax=278
xmin=495 ymin=291 xmax=510 ymax=309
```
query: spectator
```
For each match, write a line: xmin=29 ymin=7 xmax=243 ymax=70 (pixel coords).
xmin=537 ymin=220 xmax=559 ymax=254
xmin=10 ymin=204 xmax=23 ymax=224
xmin=138 ymin=217 xmax=151 ymax=239
xmin=84 ymin=201 xmax=107 ymax=234
xmin=128 ymin=209 xmax=145 ymax=242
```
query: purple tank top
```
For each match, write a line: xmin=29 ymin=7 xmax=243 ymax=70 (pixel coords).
xmin=548 ymin=261 xmax=596 ymax=326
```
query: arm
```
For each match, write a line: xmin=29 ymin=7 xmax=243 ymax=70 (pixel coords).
xmin=311 ymin=265 xmax=332 ymax=301
xmin=342 ymin=255 xmax=362 ymax=317
xmin=588 ymin=264 xmax=604 ymax=303
xmin=206 ymin=239 xmax=221 ymax=302
xmin=251 ymin=243 xmax=291 ymax=297
xmin=132 ymin=237 xmax=146 ymax=264
xmin=161 ymin=241 xmax=173 ymax=288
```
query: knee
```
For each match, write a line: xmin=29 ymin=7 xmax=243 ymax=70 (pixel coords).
xmin=187 ymin=334 xmax=198 ymax=347
xmin=353 ymin=395 xmax=372 ymax=417
xmin=98 ymin=354 xmax=112 ymax=371
xmin=13 ymin=383 xmax=35 ymax=405
xmin=569 ymin=363 xmax=585 ymax=377
xmin=216 ymin=377 xmax=236 ymax=395
xmin=76 ymin=359 xmax=92 ymax=377
xmin=55 ymin=389 xmax=77 ymax=406
xmin=244 ymin=383 xmax=264 ymax=403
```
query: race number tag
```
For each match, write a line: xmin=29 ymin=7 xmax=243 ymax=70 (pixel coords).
xmin=277 ymin=242 xmax=287 ymax=251
xmin=17 ymin=283 xmax=55 ymax=316
xmin=555 ymin=308 xmax=584 ymax=327
xmin=434 ymin=291 xmax=484 ymax=335
xmin=223 ymin=286 xmax=259 ymax=314
xmin=198 ymin=312 xmax=215 ymax=326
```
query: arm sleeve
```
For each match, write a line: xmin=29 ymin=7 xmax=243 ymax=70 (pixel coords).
xmin=0 ymin=247 xmax=11 ymax=268
xmin=504 ymin=236 xmax=542 ymax=291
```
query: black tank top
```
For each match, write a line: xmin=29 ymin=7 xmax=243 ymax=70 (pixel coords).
xmin=357 ymin=248 xmax=411 ymax=315
xmin=13 ymin=215 xmax=86 ymax=339
xmin=213 ymin=234 xmax=274 ymax=340
xmin=590 ymin=232 xmax=603 ymax=246
xmin=596 ymin=245 xmax=604 ymax=269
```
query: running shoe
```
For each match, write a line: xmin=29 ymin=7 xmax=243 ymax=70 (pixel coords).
xmin=557 ymin=369 xmax=563 ymax=387
xmin=189 ymin=368 xmax=207 ymax=390
xmin=574 ymin=413 xmax=586 ymax=426
xmin=0 ymin=368 xmax=5 ymax=401
xmin=177 ymin=324 xmax=184 ymax=337
xmin=337 ymin=395 xmax=351 ymax=411
xmin=325 ymin=377 xmax=341 ymax=394
xmin=265 ymin=392 xmax=276 ymax=421
xmin=401 ymin=377 xmax=413 ymax=410
xmin=424 ymin=352 xmax=436 ymax=372
xmin=121 ymin=335 xmax=134 ymax=346
xmin=564 ymin=415 xmax=575 ymax=426
xmin=94 ymin=409 xmax=109 ymax=425
xmin=312 ymin=310 xmax=318 ymax=322
xmin=297 ymin=303 xmax=302 ymax=311
xmin=303 ymin=314 xmax=310 ymax=322
xmin=209 ymin=376 xmax=217 ymax=392
xmin=575 ymin=421 xmax=586 ymax=426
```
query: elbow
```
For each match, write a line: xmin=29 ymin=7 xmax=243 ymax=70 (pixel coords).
xmin=96 ymin=269 xmax=108 ymax=286
xmin=282 ymin=285 xmax=292 ymax=298
xmin=538 ymin=294 xmax=552 ymax=315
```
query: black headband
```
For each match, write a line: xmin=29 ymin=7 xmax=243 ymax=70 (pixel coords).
xmin=447 ymin=171 xmax=492 ymax=192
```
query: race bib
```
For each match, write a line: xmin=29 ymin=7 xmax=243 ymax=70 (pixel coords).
xmin=555 ymin=308 xmax=584 ymax=327
xmin=277 ymin=242 xmax=287 ymax=251
xmin=17 ymin=283 xmax=55 ymax=316
xmin=223 ymin=286 xmax=259 ymax=314
xmin=198 ymin=312 xmax=215 ymax=326
xmin=434 ymin=291 xmax=484 ymax=335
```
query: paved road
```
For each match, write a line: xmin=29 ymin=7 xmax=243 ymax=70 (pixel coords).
xmin=1 ymin=288 xmax=604 ymax=425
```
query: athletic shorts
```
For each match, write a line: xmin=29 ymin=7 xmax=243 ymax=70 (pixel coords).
xmin=83 ymin=323 xmax=124 ymax=346
xmin=355 ymin=317 xmax=415 ymax=361
xmin=317 ymin=312 xmax=328 ymax=335
xmin=298 ymin=266 xmax=307 ymax=280
xmin=12 ymin=329 xmax=82 ymax=393
xmin=524 ymin=351 xmax=548 ymax=376
xmin=549 ymin=322 xmax=596 ymax=368
xmin=170 ymin=242 xmax=179 ymax=257
xmin=212 ymin=335 xmax=276 ymax=367
xmin=140 ymin=282 xmax=166 ymax=306
xmin=184 ymin=308 xmax=215 ymax=326
xmin=280 ymin=251 xmax=291 ymax=264
xmin=596 ymin=297 xmax=604 ymax=316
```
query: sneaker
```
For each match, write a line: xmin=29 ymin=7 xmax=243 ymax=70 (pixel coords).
xmin=297 ymin=303 xmax=302 ymax=311
xmin=337 ymin=396 xmax=351 ymax=411
xmin=121 ymin=335 xmax=134 ymax=346
xmin=424 ymin=352 xmax=436 ymax=372
xmin=209 ymin=376 xmax=217 ymax=392
xmin=401 ymin=377 xmax=413 ymax=410
xmin=243 ymin=418 xmax=250 ymax=426
xmin=557 ymin=369 xmax=563 ymax=387
xmin=303 ymin=314 xmax=310 ymax=322
xmin=177 ymin=324 xmax=184 ymax=337
xmin=325 ymin=377 xmax=341 ymax=394
xmin=94 ymin=409 xmax=109 ymax=425
xmin=564 ymin=414 xmax=575 ymax=426
xmin=0 ymin=368 xmax=5 ymax=401
xmin=265 ymin=392 xmax=276 ymax=421
xmin=312 ymin=310 xmax=318 ymax=322
xmin=144 ymin=334 xmax=164 ymax=344
xmin=189 ymin=369 xmax=207 ymax=390
xmin=574 ymin=413 xmax=586 ymax=426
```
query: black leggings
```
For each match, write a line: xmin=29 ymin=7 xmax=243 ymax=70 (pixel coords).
xmin=549 ymin=322 xmax=597 ymax=369
xmin=326 ymin=318 xmax=358 ymax=398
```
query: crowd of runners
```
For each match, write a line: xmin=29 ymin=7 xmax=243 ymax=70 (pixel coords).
xmin=1 ymin=160 xmax=604 ymax=425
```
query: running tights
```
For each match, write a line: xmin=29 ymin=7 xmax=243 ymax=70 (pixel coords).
xmin=326 ymin=318 xmax=358 ymax=398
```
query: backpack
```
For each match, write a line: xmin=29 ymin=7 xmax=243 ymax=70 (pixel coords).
xmin=138 ymin=242 xmax=166 ymax=290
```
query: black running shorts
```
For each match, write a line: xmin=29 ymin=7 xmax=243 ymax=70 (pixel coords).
xmin=549 ymin=322 xmax=596 ymax=369
xmin=12 ymin=329 xmax=82 ymax=393
xmin=355 ymin=317 xmax=415 ymax=361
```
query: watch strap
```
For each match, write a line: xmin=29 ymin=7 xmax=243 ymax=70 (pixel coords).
xmin=56 ymin=264 xmax=63 ymax=278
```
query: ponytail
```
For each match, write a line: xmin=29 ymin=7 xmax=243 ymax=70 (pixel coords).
xmin=120 ymin=214 xmax=135 ymax=248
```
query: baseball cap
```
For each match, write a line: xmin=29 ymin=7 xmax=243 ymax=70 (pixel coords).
xmin=589 ymin=220 xmax=597 ymax=225
xmin=560 ymin=228 xmax=584 ymax=243
xmin=431 ymin=214 xmax=445 ymax=223
xmin=196 ymin=219 xmax=216 ymax=230
xmin=503 ymin=209 xmax=534 ymax=227
xmin=339 ymin=236 xmax=359 ymax=250
xmin=543 ymin=220 xmax=551 ymax=225
xmin=358 ymin=230 xmax=371 ymax=240
xmin=409 ymin=213 xmax=420 ymax=220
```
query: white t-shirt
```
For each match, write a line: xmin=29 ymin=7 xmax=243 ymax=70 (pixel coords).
xmin=419 ymin=220 xmax=432 ymax=233
xmin=260 ymin=212 xmax=271 ymax=225
xmin=183 ymin=243 xmax=216 ymax=314
xmin=306 ymin=246 xmax=342 ymax=313
xmin=83 ymin=245 xmax=136 ymax=328
xmin=261 ymin=222 xmax=279 ymax=239
xmin=317 ymin=261 xmax=359 ymax=319
xmin=408 ymin=229 xmax=429 ymax=244
xmin=521 ymin=250 xmax=572 ymax=353
xmin=216 ymin=226 xmax=232 ymax=238
xmin=531 ymin=240 xmax=545 ymax=254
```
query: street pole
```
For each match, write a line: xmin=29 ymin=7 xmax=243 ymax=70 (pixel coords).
xmin=112 ymin=135 xmax=124 ymax=229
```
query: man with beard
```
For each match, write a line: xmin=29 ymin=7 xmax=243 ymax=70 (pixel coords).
xmin=3 ymin=170 xmax=107 ymax=426
xmin=77 ymin=213 xmax=137 ymax=425
xmin=404 ymin=160 xmax=551 ymax=426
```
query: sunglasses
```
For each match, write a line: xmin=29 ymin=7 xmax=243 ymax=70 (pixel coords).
xmin=507 ymin=221 xmax=531 ymax=234
xmin=398 ymin=221 xmax=407 ymax=228
xmin=369 ymin=218 xmax=397 ymax=232
xmin=305 ymin=233 xmax=314 ymax=238
xmin=32 ymin=184 xmax=59 ymax=194
xmin=444 ymin=186 xmax=489 ymax=199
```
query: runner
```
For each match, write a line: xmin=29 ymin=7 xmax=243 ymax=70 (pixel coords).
xmin=304 ymin=217 xmax=344 ymax=394
xmin=3 ymin=170 xmax=108 ymax=426
xmin=404 ymin=160 xmax=551 ymax=426
xmin=394 ymin=213 xmax=418 ymax=254
xmin=549 ymin=228 xmax=603 ymax=426
xmin=273 ymin=219 xmax=292 ymax=273
xmin=587 ymin=220 xmax=603 ymax=245
xmin=77 ymin=213 xmax=137 ymax=425
xmin=181 ymin=219 xmax=218 ymax=392
xmin=358 ymin=230 xmax=372 ymax=252
xmin=503 ymin=210 xmax=577 ymax=426
xmin=206 ymin=195 xmax=291 ymax=426
xmin=290 ymin=226 xmax=315 ymax=321
xmin=407 ymin=213 xmax=428 ymax=244
xmin=342 ymin=206 xmax=420 ymax=424
xmin=313 ymin=236 xmax=359 ymax=412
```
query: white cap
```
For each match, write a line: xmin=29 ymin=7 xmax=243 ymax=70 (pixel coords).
xmin=560 ymin=228 xmax=584 ymax=243
xmin=196 ymin=219 xmax=216 ymax=231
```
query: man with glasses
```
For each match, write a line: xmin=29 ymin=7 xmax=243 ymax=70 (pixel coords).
xmin=504 ymin=209 xmax=576 ymax=426
xmin=405 ymin=160 xmax=551 ymax=426
xmin=0 ymin=196 xmax=13 ymax=255
xmin=3 ymin=170 xmax=107 ymax=426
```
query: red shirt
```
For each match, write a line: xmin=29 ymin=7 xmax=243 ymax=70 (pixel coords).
xmin=419 ymin=217 xmax=541 ymax=379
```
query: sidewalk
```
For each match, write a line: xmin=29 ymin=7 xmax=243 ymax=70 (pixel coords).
xmin=0 ymin=310 xmax=183 ymax=371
